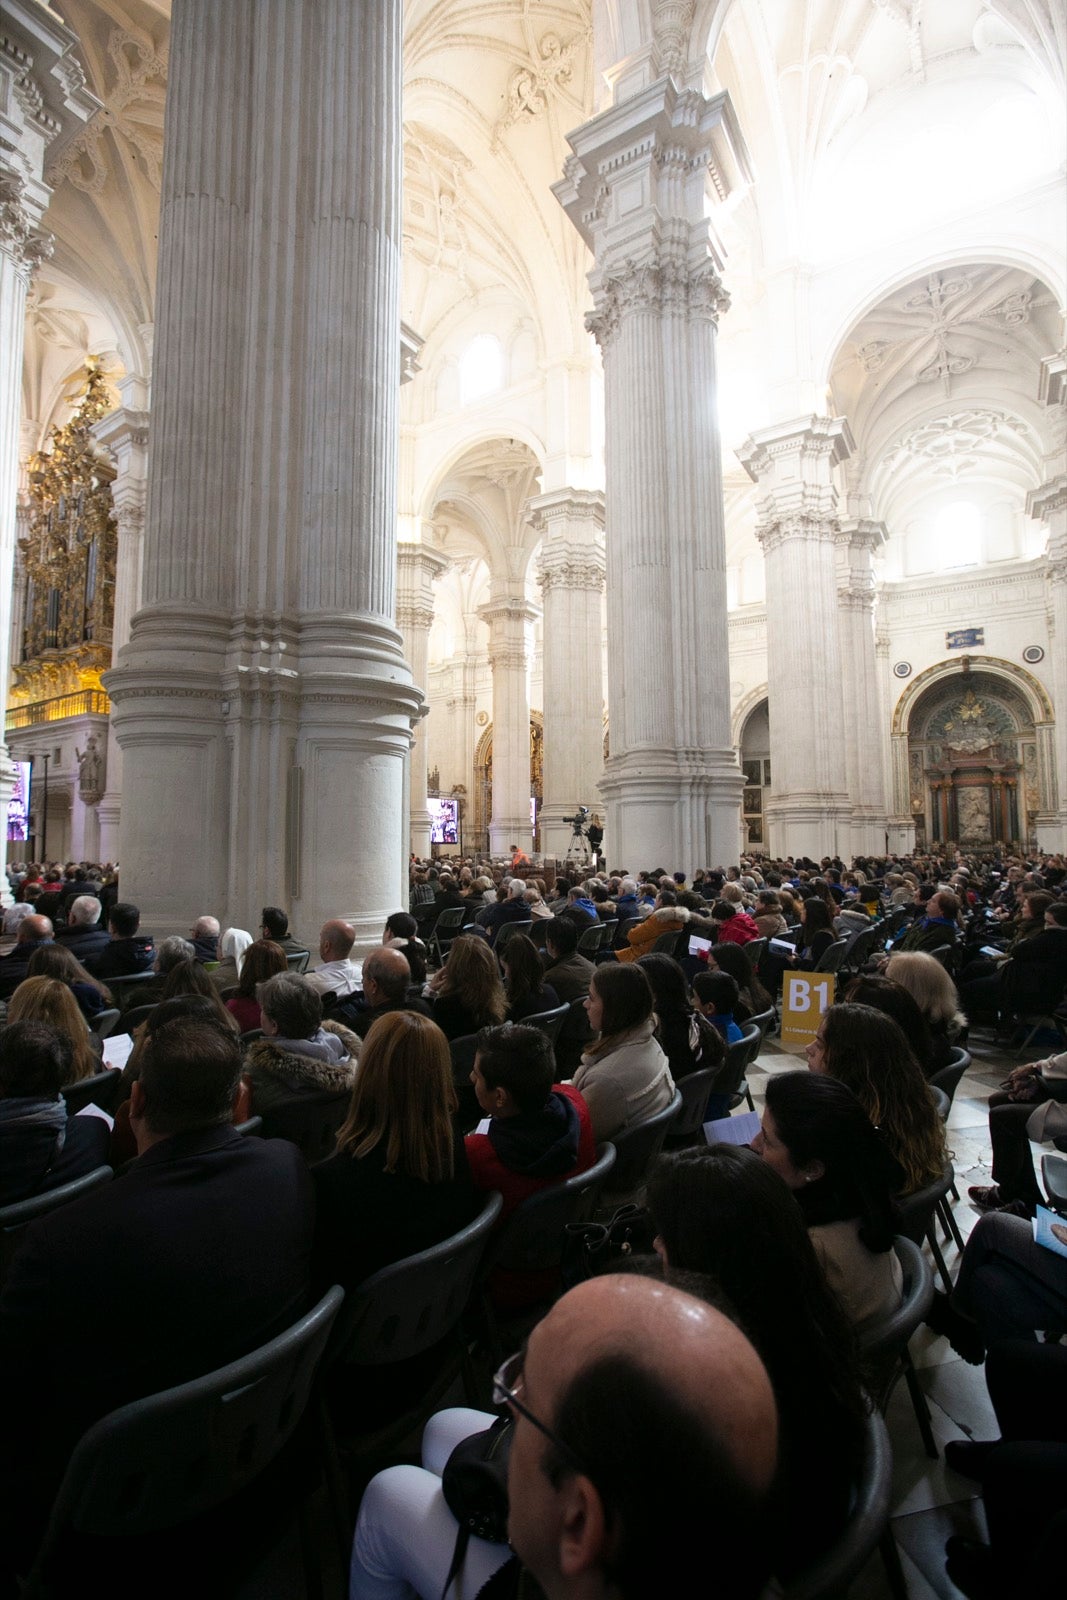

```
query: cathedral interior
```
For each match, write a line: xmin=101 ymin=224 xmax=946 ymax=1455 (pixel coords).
xmin=3 ymin=0 xmax=1065 ymax=936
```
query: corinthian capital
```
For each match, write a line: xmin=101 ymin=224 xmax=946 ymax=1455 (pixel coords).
xmin=587 ymin=253 xmax=729 ymax=351
xmin=0 ymin=177 xmax=53 ymax=278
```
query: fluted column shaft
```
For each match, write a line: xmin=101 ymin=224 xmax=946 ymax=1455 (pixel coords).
xmin=740 ymin=417 xmax=853 ymax=859
xmin=531 ymin=490 xmax=605 ymax=857
xmin=836 ymin=520 xmax=889 ymax=854
xmin=397 ymin=544 xmax=448 ymax=856
xmin=553 ymin=79 xmax=748 ymax=872
xmin=106 ymin=0 xmax=418 ymax=941
xmin=480 ymin=597 xmax=537 ymax=855
xmin=1029 ymin=475 xmax=1067 ymax=850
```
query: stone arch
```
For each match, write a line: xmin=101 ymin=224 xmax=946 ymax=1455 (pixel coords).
xmin=890 ymin=657 xmax=1056 ymax=848
xmin=732 ymin=684 xmax=769 ymax=747
xmin=471 ymin=712 xmax=545 ymax=853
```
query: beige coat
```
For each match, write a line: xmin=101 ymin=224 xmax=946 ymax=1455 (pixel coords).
xmin=573 ymin=1020 xmax=675 ymax=1142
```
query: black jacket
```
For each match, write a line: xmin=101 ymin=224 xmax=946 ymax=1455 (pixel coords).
xmin=0 ymin=938 xmax=54 ymax=1000
xmin=55 ymin=923 xmax=111 ymax=964
xmin=0 ymin=1102 xmax=110 ymax=1206
xmin=1001 ymin=928 xmax=1067 ymax=1010
xmin=85 ymin=935 xmax=156 ymax=979
xmin=0 ymin=1125 xmax=314 ymax=1511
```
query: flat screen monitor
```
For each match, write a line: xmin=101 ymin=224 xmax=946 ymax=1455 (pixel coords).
xmin=6 ymin=761 xmax=31 ymax=842
xmin=429 ymin=796 xmax=459 ymax=845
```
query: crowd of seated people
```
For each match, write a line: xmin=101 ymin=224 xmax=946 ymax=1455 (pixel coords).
xmin=1 ymin=845 xmax=1065 ymax=1596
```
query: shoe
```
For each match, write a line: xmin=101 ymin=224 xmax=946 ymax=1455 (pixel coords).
xmin=925 ymin=1291 xmax=987 ymax=1365
xmin=968 ymin=1184 xmax=1003 ymax=1209
xmin=944 ymin=1535 xmax=997 ymax=1600
xmin=944 ymin=1438 xmax=998 ymax=1480
xmin=994 ymin=1198 xmax=1036 ymax=1220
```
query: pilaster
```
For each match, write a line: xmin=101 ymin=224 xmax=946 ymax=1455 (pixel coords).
xmin=529 ymin=489 xmax=605 ymax=857
xmin=836 ymin=519 xmax=889 ymax=854
xmin=479 ymin=594 xmax=538 ymax=855
xmin=1 ymin=8 xmax=98 ymax=887
xmin=396 ymin=541 xmax=448 ymax=856
xmin=1029 ymin=471 xmax=1067 ymax=850
xmin=739 ymin=416 xmax=854 ymax=859
xmin=553 ymin=77 xmax=749 ymax=872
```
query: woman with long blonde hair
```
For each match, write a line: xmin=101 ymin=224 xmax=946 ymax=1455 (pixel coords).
xmin=885 ymin=950 xmax=967 ymax=1072
xmin=313 ymin=1011 xmax=474 ymax=1289
xmin=428 ymin=934 xmax=507 ymax=1041
xmin=7 ymin=976 xmax=98 ymax=1082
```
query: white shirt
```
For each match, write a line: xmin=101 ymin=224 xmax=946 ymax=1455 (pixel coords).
xmin=304 ymin=956 xmax=362 ymax=998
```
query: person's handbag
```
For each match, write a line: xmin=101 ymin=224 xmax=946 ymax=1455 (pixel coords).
xmin=440 ymin=1416 xmax=513 ymax=1599
xmin=559 ymin=1203 xmax=657 ymax=1291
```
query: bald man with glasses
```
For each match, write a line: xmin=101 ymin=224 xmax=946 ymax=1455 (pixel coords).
xmin=349 ymin=1273 xmax=778 ymax=1600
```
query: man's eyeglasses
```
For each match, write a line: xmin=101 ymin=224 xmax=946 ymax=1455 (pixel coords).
xmin=492 ymin=1350 xmax=588 ymax=1480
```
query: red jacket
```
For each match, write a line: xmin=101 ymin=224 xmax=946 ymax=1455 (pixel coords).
xmin=466 ymin=1082 xmax=596 ymax=1311
xmin=715 ymin=911 xmax=761 ymax=946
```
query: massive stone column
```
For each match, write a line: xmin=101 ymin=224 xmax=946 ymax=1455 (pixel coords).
xmin=1 ymin=9 xmax=98 ymax=894
xmin=836 ymin=519 xmax=889 ymax=855
xmin=553 ymin=80 xmax=747 ymax=873
xmin=479 ymin=594 xmax=537 ymax=856
xmin=106 ymin=0 xmax=419 ymax=941
xmin=1029 ymin=473 xmax=1067 ymax=851
xmin=530 ymin=489 xmax=605 ymax=858
xmin=92 ymin=376 xmax=150 ymax=862
xmin=396 ymin=542 xmax=448 ymax=857
xmin=738 ymin=417 xmax=853 ymax=859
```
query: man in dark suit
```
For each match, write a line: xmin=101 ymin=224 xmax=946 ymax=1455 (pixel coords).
xmin=0 ymin=1016 xmax=315 ymax=1541
xmin=54 ymin=894 xmax=110 ymax=965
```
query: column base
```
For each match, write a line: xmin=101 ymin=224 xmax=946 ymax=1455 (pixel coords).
xmin=599 ymin=749 xmax=744 ymax=876
xmin=1035 ymin=812 xmax=1067 ymax=854
xmin=764 ymin=795 xmax=853 ymax=862
xmin=849 ymin=810 xmax=890 ymax=858
xmin=886 ymin=817 xmax=916 ymax=855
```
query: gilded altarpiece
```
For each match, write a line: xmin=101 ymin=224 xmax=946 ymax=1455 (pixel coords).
xmin=908 ymin=674 xmax=1033 ymax=848
xmin=11 ymin=365 xmax=117 ymax=744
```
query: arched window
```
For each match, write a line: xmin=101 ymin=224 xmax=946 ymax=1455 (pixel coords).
xmin=459 ymin=335 xmax=504 ymax=405
xmin=934 ymin=502 xmax=982 ymax=570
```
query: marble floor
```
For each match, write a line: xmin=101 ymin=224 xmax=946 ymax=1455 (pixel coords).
xmin=747 ymin=1024 xmax=1054 ymax=1599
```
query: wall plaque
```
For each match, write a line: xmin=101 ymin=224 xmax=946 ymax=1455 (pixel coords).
xmin=946 ymin=628 xmax=984 ymax=650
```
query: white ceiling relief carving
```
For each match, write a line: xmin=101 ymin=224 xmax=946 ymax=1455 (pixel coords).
xmin=46 ymin=26 xmax=167 ymax=193
xmin=884 ymin=409 xmax=1030 ymax=477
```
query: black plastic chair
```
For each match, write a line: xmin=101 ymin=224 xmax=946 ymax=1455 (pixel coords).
xmin=576 ymin=924 xmax=603 ymax=957
xmin=859 ymin=1236 xmax=938 ymax=1459
xmin=88 ymin=1007 xmax=121 ymax=1041
xmin=721 ymin=1021 xmax=763 ymax=1112
xmin=1 ymin=1166 xmax=112 ymax=1283
xmin=928 ymin=1046 xmax=971 ymax=1111
xmin=429 ymin=907 xmax=466 ymax=966
xmin=522 ymin=1001 xmax=569 ymax=1046
xmin=61 ymin=1067 xmax=123 ymax=1117
xmin=814 ymin=938 xmax=850 ymax=974
xmin=929 ymin=1084 xmax=951 ymax=1123
xmin=653 ymin=929 xmax=683 ymax=954
xmin=840 ymin=924 xmax=881 ymax=972
xmin=257 ymin=1091 xmax=351 ymax=1163
xmin=896 ymin=1159 xmax=963 ymax=1293
xmin=746 ymin=1006 xmax=776 ymax=1042
xmin=599 ymin=1088 xmax=682 ymax=1200
xmin=286 ymin=950 xmax=311 ymax=974
xmin=555 ymin=994 xmax=593 ymax=1077
xmin=745 ymin=936 xmax=767 ymax=970
xmin=485 ymin=1143 xmax=617 ymax=1277
xmin=1042 ymin=1153 xmax=1067 ymax=1214
xmin=449 ymin=1033 xmax=482 ymax=1129
xmin=783 ymin=1405 xmax=901 ymax=1600
xmin=320 ymin=1193 xmax=503 ymax=1468
xmin=667 ymin=1064 xmax=724 ymax=1142
xmin=122 ymin=1003 xmax=158 ymax=1032
xmin=495 ymin=920 xmax=533 ymax=951
xmin=107 ymin=970 xmax=159 ymax=1010
xmin=240 ymin=1027 xmax=263 ymax=1046
xmin=233 ymin=1115 xmax=264 ymax=1138
xmin=23 ymin=1285 xmax=344 ymax=1597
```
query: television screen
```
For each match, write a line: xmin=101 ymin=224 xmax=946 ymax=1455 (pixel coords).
xmin=6 ymin=761 xmax=31 ymax=842
xmin=429 ymin=796 xmax=458 ymax=845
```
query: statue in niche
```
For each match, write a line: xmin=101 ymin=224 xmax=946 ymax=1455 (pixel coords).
xmin=76 ymin=734 xmax=104 ymax=803
xmin=956 ymin=788 xmax=990 ymax=840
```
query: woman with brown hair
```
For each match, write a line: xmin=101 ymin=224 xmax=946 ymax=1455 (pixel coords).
xmin=572 ymin=961 xmax=675 ymax=1141
xmin=7 ymin=976 xmax=99 ymax=1083
xmin=427 ymin=933 xmax=507 ymax=1041
xmin=27 ymin=942 xmax=113 ymax=1020
xmin=312 ymin=1010 xmax=475 ymax=1290
xmin=225 ymin=938 xmax=288 ymax=1032
xmin=807 ymin=1001 xmax=946 ymax=1195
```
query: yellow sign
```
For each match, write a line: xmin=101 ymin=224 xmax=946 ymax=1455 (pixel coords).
xmin=779 ymin=972 xmax=837 ymax=1051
